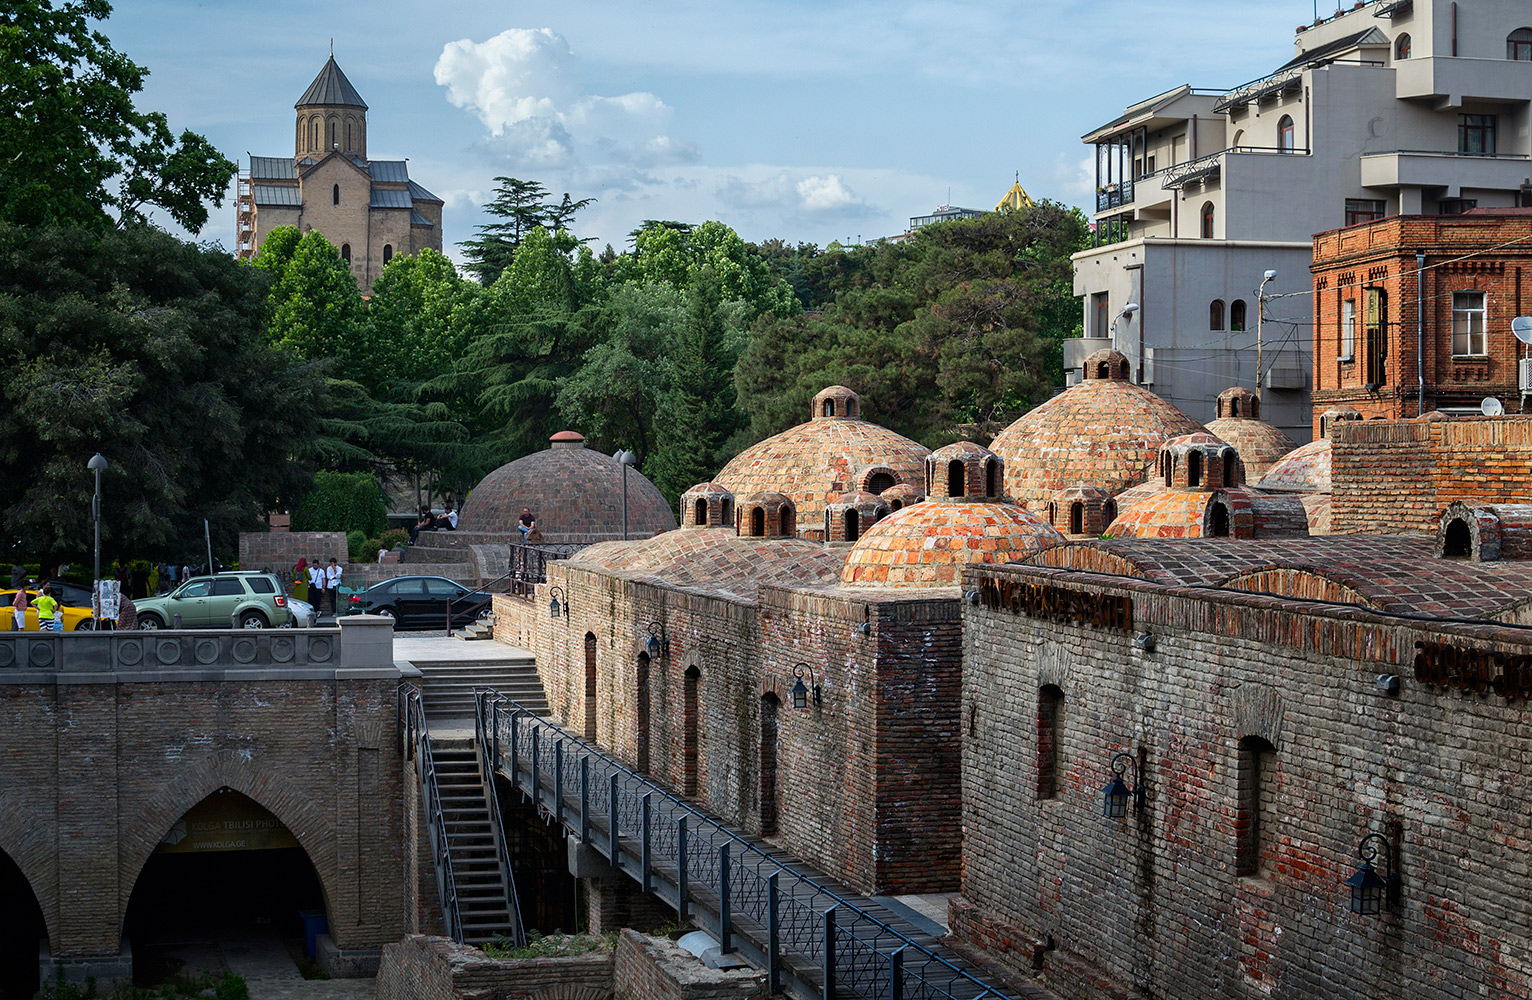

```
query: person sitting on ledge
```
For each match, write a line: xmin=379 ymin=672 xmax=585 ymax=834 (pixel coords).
xmin=518 ymin=507 xmax=535 ymax=541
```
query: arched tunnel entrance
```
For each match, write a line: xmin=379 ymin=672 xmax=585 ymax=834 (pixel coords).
xmin=495 ymin=773 xmax=579 ymax=935
xmin=124 ymin=788 xmax=327 ymax=984
xmin=0 ymin=849 xmax=46 ymax=999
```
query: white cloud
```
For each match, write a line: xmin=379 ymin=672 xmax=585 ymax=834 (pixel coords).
xmin=796 ymin=174 xmax=863 ymax=213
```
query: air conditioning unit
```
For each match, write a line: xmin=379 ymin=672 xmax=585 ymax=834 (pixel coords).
xmin=1519 ymin=358 xmax=1532 ymax=392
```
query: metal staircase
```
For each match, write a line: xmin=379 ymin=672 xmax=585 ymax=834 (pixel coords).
xmin=431 ymin=736 xmax=522 ymax=946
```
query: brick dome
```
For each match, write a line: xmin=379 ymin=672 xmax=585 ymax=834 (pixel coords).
xmin=1047 ymin=484 xmax=1117 ymax=537
xmin=825 ymin=490 xmax=891 ymax=542
xmin=680 ymin=483 xmax=736 ymax=529
xmin=737 ymin=491 xmax=797 ymax=538
xmin=570 ymin=531 xmax=846 ymax=600
xmin=925 ymin=442 xmax=1006 ymax=501
xmin=839 ymin=500 xmax=1063 ymax=589
xmin=1256 ymin=409 xmax=1357 ymax=494
xmin=881 ymin=483 xmax=926 ymax=511
xmin=1204 ymin=387 xmax=1297 ymax=481
xmin=715 ymin=387 xmax=930 ymax=532
xmin=1156 ymin=431 xmax=1245 ymax=490
xmin=988 ymin=361 xmax=1204 ymax=510
xmin=459 ymin=432 xmax=676 ymax=540
xmin=1107 ymin=488 xmax=1258 ymax=539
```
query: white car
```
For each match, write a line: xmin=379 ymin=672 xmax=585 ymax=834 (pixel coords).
xmin=281 ymin=596 xmax=317 ymax=628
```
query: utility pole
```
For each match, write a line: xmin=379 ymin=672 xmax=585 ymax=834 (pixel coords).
xmin=1258 ymin=270 xmax=1277 ymax=406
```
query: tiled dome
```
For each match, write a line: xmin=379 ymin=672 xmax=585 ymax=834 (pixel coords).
xmin=839 ymin=501 xmax=1063 ymax=589
xmin=459 ymin=432 xmax=676 ymax=540
xmin=881 ymin=483 xmax=926 ymax=511
xmin=989 ymin=350 xmax=1205 ymax=509
xmin=680 ymin=483 xmax=736 ymax=529
xmin=1107 ymin=488 xmax=1258 ymax=539
xmin=1256 ymin=408 xmax=1359 ymax=493
xmin=824 ymin=490 xmax=892 ymax=542
xmin=571 ymin=531 xmax=846 ymax=601
xmin=1204 ymin=388 xmax=1297 ymax=481
xmin=1156 ymin=431 xmax=1245 ymax=490
xmin=1047 ymin=484 xmax=1117 ymax=538
xmin=737 ymin=491 xmax=797 ymax=538
xmin=715 ymin=387 xmax=930 ymax=532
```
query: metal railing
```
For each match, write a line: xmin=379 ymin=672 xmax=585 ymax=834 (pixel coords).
xmin=474 ymin=691 xmax=527 ymax=947
xmin=401 ymin=684 xmax=464 ymax=943
xmin=505 ymin=541 xmax=584 ymax=596
xmin=1095 ymin=179 xmax=1133 ymax=213
xmin=478 ymin=690 xmax=1012 ymax=1000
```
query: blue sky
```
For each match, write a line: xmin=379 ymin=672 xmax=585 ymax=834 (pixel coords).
xmin=109 ymin=1 xmax=1310 ymax=261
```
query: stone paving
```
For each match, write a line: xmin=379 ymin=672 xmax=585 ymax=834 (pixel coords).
xmin=154 ymin=931 xmax=375 ymax=999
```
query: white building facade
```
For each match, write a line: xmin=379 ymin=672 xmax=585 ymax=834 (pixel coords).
xmin=1071 ymin=0 xmax=1532 ymax=442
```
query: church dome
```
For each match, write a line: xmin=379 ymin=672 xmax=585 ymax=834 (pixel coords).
xmin=715 ymin=387 xmax=930 ymax=533
xmin=459 ymin=431 xmax=676 ymax=541
xmin=989 ymin=349 xmax=1205 ymax=509
xmin=839 ymin=500 xmax=1063 ymax=589
xmin=1204 ymin=387 xmax=1297 ymax=481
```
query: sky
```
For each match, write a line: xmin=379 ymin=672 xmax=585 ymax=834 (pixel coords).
xmin=107 ymin=0 xmax=1312 ymax=262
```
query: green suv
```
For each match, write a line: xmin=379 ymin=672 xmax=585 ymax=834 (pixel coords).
xmin=137 ymin=572 xmax=295 ymax=629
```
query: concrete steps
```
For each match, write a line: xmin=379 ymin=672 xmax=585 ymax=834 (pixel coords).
xmin=415 ymin=655 xmax=548 ymax=721
xmin=430 ymin=742 xmax=518 ymax=946
xmin=451 ymin=614 xmax=496 ymax=642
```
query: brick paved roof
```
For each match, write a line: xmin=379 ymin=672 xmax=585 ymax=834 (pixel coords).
xmin=715 ymin=388 xmax=930 ymax=528
xmin=1024 ymin=535 xmax=1532 ymax=618
xmin=459 ymin=433 xmax=676 ymax=540
xmin=569 ymin=529 xmax=847 ymax=601
xmin=990 ymin=351 xmax=1205 ymax=509
xmin=840 ymin=500 xmax=1063 ymax=589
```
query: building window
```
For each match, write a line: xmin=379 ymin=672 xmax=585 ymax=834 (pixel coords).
xmin=328 ymin=119 xmax=336 ymax=149
xmin=1187 ymin=450 xmax=1203 ymax=488
xmin=1509 ymin=28 xmax=1532 ymax=60
xmin=843 ymin=509 xmax=859 ymax=543
xmin=683 ymin=666 xmax=700 ymax=796
xmin=332 ymin=184 xmax=340 ymax=206
xmin=1230 ymin=299 xmax=1248 ymax=332
xmin=751 ymin=507 xmax=765 ymax=537
xmin=1210 ymin=299 xmax=1226 ymax=331
xmin=693 ymin=498 xmax=708 ymax=526
xmin=823 ymin=399 xmax=835 ymax=417
xmin=1459 ymin=114 xmax=1498 ymax=155
xmin=1201 ymin=201 xmax=1215 ymax=239
xmin=584 ymin=632 xmax=598 ymax=741
xmin=1438 ymin=198 xmax=1478 ymax=215
xmin=1365 ymin=287 xmax=1388 ymax=385
xmin=780 ymin=507 xmax=793 ymax=536
xmin=1345 ymin=199 xmax=1386 ymax=226
xmin=1091 ymin=292 xmax=1109 ymax=339
xmin=1395 ymin=33 xmax=1411 ymax=60
xmin=1341 ymin=299 xmax=1356 ymax=360
xmin=340 ymin=243 xmax=351 ymax=264
xmin=1452 ymin=291 xmax=1487 ymax=355
xmin=1037 ymin=686 xmax=1063 ymax=800
xmin=1277 ymin=116 xmax=1296 ymax=153
xmin=947 ymin=459 xmax=965 ymax=498
xmin=346 ymin=119 xmax=354 ymax=150
xmin=383 ymin=244 xmax=393 ymax=266
xmin=1235 ymin=737 xmax=1276 ymax=877
xmin=1069 ymin=503 xmax=1084 ymax=534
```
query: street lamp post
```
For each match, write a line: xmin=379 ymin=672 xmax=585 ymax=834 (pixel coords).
xmin=1258 ymin=270 xmax=1277 ymax=405
xmin=613 ymin=450 xmax=637 ymax=540
xmin=88 ymin=453 xmax=108 ymax=619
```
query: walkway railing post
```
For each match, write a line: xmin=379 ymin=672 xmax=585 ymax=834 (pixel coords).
xmin=677 ymin=817 xmax=689 ymax=920
xmin=491 ymin=697 xmax=499 ymax=765
xmin=554 ymin=739 xmax=566 ymax=825
xmin=719 ymin=842 xmax=732 ymax=953
xmin=530 ymin=726 xmax=541 ymax=806
xmin=609 ymin=772 xmax=621 ymax=868
xmin=889 ymin=946 xmax=906 ymax=1000
xmin=767 ymin=872 xmax=780 ymax=993
xmin=580 ymin=755 xmax=591 ymax=843
xmin=509 ymin=710 xmax=520 ymax=783
xmin=823 ymin=906 xmax=837 ymax=1000
xmin=641 ymin=792 xmax=653 ymax=892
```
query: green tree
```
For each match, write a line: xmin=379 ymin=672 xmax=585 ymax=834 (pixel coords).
xmin=363 ymin=248 xmax=480 ymax=393
xmin=254 ymin=227 xmax=365 ymax=365
xmin=0 ymin=224 xmax=321 ymax=563
xmin=291 ymin=471 xmax=387 ymax=536
xmin=460 ymin=177 xmax=594 ymax=285
xmin=0 ymin=0 xmax=236 ymax=231
xmin=620 ymin=220 xmax=797 ymax=318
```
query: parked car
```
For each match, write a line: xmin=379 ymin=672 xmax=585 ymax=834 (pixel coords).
xmin=343 ymin=576 xmax=490 ymax=630
xmin=45 ymin=581 xmax=95 ymax=607
xmin=0 ymin=590 xmax=95 ymax=631
xmin=282 ymin=595 xmax=317 ymax=628
xmin=135 ymin=572 xmax=294 ymax=629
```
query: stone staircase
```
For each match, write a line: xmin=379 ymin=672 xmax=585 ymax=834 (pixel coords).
xmin=430 ymin=738 xmax=519 ymax=947
xmin=415 ymin=652 xmax=548 ymax=721
xmin=452 ymin=611 xmax=495 ymax=642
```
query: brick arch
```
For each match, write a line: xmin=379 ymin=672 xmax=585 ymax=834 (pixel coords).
xmin=523 ymin=986 xmax=609 ymax=1000
xmin=116 ymin=753 xmax=339 ymax=936
xmin=0 ymin=801 xmax=59 ymax=952
xmin=1216 ymin=566 xmax=1372 ymax=607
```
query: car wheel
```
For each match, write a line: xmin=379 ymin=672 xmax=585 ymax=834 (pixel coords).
xmin=138 ymin=614 xmax=164 ymax=630
xmin=239 ymin=611 xmax=268 ymax=629
xmin=74 ymin=618 xmax=95 ymax=631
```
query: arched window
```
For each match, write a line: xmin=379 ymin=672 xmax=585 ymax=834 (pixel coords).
xmin=984 ymin=459 xmax=998 ymax=498
xmin=844 ymin=508 xmax=859 ymax=543
xmin=311 ymin=118 xmax=320 ymax=149
xmin=1443 ymin=518 xmax=1472 ymax=558
xmin=1097 ymin=361 xmax=1110 ymax=379
xmin=1223 ymin=450 xmax=1237 ymax=486
xmin=683 ymin=666 xmax=701 ymax=796
xmin=889 ymin=498 xmax=903 ymax=512
xmin=779 ymin=507 xmax=793 ymax=536
xmin=636 ymin=653 xmax=651 ymax=772
xmin=1509 ymin=28 xmax=1532 ymax=60
xmin=1236 ymin=737 xmax=1276 ymax=876
xmin=332 ymin=184 xmax=340 ymax=206
xmin=823 ymin=399 xmax=835 ymax=417
xmin=346 ymin=119 xmax=354 ymax=149
xmin=1037 ymin=686 xmax=1064 ymax=800
xmin=1231 ymin=129 xmax=1244 ymax=147
xmin=947 ymin=459 xmax=965 ymax=498
xmin=1070 ymin=503 xmax=1084 ymax=535
xmin=1210 ymin=299 xmax=1226 ymax=331
xmin=1230 ymin=299 xmax=1248 ymax=332
xmin=1201 ymin=201 xmax=1215 ymax=239
xmin=846 ymin=398 xmax=858 ymax=418
xmin=1102 ymin=499 xmax=1117 ymax=525
xmin=1161 ymin=452 xmax=1173 ymax=483
xmin=1277 ymin=115 xmax=1296 ymax=153
xmin=1229 ymin=397 xmax=1241 ymax=417
xmin=340 ymin=243 xmax=351 ymax=265
xmin=694 ymin=498 xmax=708 ymax=526
xmin=865 ymin=472 xmax=895 ymax=495
xmin=1395 ymin=33 xmax=1412 ymax=60
xmin=721 ymin=499 xmax=733 ymax=525
xmin=584 ymin=633 xmax=598 ymax=741
xmin=760 ymin=694 xmax=780 ymax=834
xmin=327 ymin=118 xmax=336 ymax=149
xmin=1210 ymin=501 xmax=1230 ymax=537
xmin=751 ymin=507 xmax=765 ymax=537
xmin=1188 ymin=450 xmax=1203 ymax=488
xmin=383 ymin=244 xmax=393 ymax=266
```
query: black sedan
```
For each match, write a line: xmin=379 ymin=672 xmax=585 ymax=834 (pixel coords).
xmin=344 ymin=576 xmax=491 ymax=630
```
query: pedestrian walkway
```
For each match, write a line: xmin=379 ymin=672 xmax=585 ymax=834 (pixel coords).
xmin=150 ymin=930 xmax=375 ymax=998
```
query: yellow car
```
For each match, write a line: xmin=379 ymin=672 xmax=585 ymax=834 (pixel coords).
xmin=0 ymin=591 xmax=96 ymax=631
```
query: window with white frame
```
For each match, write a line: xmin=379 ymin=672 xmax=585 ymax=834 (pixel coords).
xmin=1341 ymin=299 xmax=1356 ymax=360
xmin=1452 ymin=291 xmax=1487 ymax=356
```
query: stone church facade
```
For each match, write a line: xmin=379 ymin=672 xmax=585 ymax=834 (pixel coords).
xmin=235 ymin=55 xmax=443 ymax=290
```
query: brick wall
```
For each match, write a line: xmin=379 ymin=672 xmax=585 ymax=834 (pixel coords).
xmin=238 ymin=531 xmax=346 ymax=572
xmin=613 ymin=929 xmax=766 ymax=1000
xmin=954 ymin=560 xmax=1532 ymax=1000
xmin=376 ymin=934 xmax=614 ymax=1000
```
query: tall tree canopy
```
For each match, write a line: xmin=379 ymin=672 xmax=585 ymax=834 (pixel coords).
xmin=459 ymin=177 xmax=595 ymax=286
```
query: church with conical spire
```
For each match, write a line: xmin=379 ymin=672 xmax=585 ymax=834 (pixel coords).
xmin=235 ymin=55 xmax=443 ymax=289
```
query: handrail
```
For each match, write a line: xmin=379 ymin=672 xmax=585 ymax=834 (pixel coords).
xmin=475 ymin=690 xmax=527 ymax=947
xmin=400 ymin=683 xmax=464 ymax=943
xmin=1362 ymin=148 xmax=1532 ymax=160
xmin=478 ymin=689 xmax=1010 ymax=1000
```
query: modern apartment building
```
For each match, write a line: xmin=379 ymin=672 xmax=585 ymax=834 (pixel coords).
xmin=1070 ymin=0 xmax=1532 ymax=442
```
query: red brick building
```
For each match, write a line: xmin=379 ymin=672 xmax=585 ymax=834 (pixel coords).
xmin=1310 ymin=210 xmax=1532 ymax=432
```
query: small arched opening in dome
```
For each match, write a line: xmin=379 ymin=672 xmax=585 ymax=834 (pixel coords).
xmin=1161 ymin=452 xmax=1174 ymax=485
xmin=751 ymin=508 xmax=766 ymax=537
xmin=866 ymin=471 xmax=896 ymax=495
xmin=780 ymin=507 xmax=794 ymax=536
xmin=947 ymin=460 xmax=965 ymax=498
xmin=1103 ymin=499 xmax=1117 ymax=526
xmin=1188 ymin=451 xmax=1203 ymax=488
xmin=683 ymin=666 xmax=701 ymax=796
xmin=823 ymin=399 xmax=836 ymax=417
xmin=984 ymin=458 xmax=999 ymax=498
xmin=844 ymin=509 xmax=860 ymax=542
xmin=1229 ymin=395 xmax=1240 ymax=417
xmin=890 ymin=498 xmax=904 ymax=512
xmin=1222 ymin=450 xmax=1237 ymax=487
xmin=721 ymin=499 xmax=734 ymax=525
xmin=1210 ymin=500 xmax=1231 ymax=537
xmin=1070 ymin=503 xmax=1084 ymax=535
xmin=694 ymin=498 xmax=708 ymax=526
xmin=1442 ymin=518 xmax=1472 ymax=559
xmin=1097 ymin=360 xmax=1110 ymax=379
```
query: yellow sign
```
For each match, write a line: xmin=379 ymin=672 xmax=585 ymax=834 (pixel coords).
xmin=155 ymin=789 xmax=300 ymax=854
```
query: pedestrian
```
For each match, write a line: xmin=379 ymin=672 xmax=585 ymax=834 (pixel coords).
xmin=308 ymin=558 xmax=326 ymax=614
xmin=377 ymin=546 xmax=387 ymax=564
xmin=116 ymin=592 xmax=137 ymax=631
xmin=11 ymin=587 xmax=26 ymax=632
xmin=325 ymin=558 xmax=341 ymax=615
xmin=129 ymin=565 xmax=148 ymax=599
xmin=34 ymin=584 xmax=58 ymax=633
xmin=518 ymin=507 xmax=535 ymax=541
xmin=446 ymin=505 xmax=458 ymax=530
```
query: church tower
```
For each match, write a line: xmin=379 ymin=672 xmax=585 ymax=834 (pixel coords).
xmin=293 ymin=55 xmax=368 ymax=161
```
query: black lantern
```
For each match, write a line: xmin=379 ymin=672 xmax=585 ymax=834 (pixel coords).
xmin=646 ymin=622 xmax=668 ymax=658
xmin=1101 ymin=751 xmax=1144 ymax=819
xmin=548 ymin=584 xmax=567 ymax=620
xmin=790 ymin=662 xmax=821 ymax=710
xmin=1345 ymin=833 xmax=1399 ymax=915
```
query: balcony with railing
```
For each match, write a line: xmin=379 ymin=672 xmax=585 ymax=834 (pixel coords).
xmin=1360 ymin=149 xmax=1532 ymax=193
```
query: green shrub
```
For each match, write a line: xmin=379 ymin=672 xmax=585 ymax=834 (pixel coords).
xmin=380 ymin=527 xmax=410 ymax=550
xmin=346 ymin=530 xmax=368 ymax=561
xmin=292 ymin=471 xmax=387 ymax=537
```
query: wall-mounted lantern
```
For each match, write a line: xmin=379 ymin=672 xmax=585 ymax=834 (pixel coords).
xmin=790 ymin=662 xmax=821 ymax=710
xmin=1345 ymin=833 xmax=1400 ymax=915
xmin=646 ymin=622 xmax=668 ymax=658
xmin=548 ymin=584 xmax=568 ymax=620
xmin=1101 ymin=751 xmax=1145 ymax=819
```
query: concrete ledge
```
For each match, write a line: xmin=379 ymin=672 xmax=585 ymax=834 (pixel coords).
xmin=40 ymin=939 xmax=132 ymax=988
xmin=317 ymin=934 xmax=381 ymax=978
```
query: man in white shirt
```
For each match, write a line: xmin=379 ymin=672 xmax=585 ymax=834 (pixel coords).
xmin=308 ymin=559 xmax=326 ymax=613
xmin=446 ymin=506 xmax=458 ymax=530
xmin=325 ymin=558 xmax=342 ymax=615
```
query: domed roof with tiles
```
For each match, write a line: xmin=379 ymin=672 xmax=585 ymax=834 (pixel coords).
xmin=714 ymin=388 xmax=930 ymax=528
xmin=839 ymin=501 xmax=1063 ymax=589
xmin=1255 ymin=408 xmax=1358 ymax=493
xmin=1204 ymin=387 xmax=1297 ymax=481
xmin=1107 ymin=489 xmax=1257 ymax=539
xmin=881 ymin=483 xmax=925 ymax=509
xmin=460 ymin=431 xmax=676 ymax=540
xmin=569 ymin=531 xmax=846 ymax=601
xmin=989 ymin=350 xmax=1205 ymax=509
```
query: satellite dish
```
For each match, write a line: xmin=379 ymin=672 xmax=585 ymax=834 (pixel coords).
xmin=1514 ymin=316 xmax=1532 ymax=345
xmin=1482 ymin=396 xmax=1505 ymax=417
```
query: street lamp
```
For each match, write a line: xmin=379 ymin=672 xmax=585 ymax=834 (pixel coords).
xmin=88 ymin=453 xmax=108 ymax=619
xmin=789 ymin=662 xmax=821 ymax=710
xmin=613 ymin=450 xmax=637 ymax=540
xmin=1112 ymin=302 xmax=1139 ymax=353
xmin=1344 ymin=833 xmax=1399 ymax=915
xmin=1257 ymin=270 xmax=1277 ymax=405
xmin=1101 ymin=751 xmax=1145 ymax=819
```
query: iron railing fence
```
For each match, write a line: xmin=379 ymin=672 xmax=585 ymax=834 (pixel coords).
xmin=505 ymin=541 xmax=585 ymax=595
xmin=477 ymin=690 xmax=1013 ymax=1000
xmin=474 ymin=693 xmax=528 ymax=948
xmin=400 ymin=683 xmax=464 ymax=943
